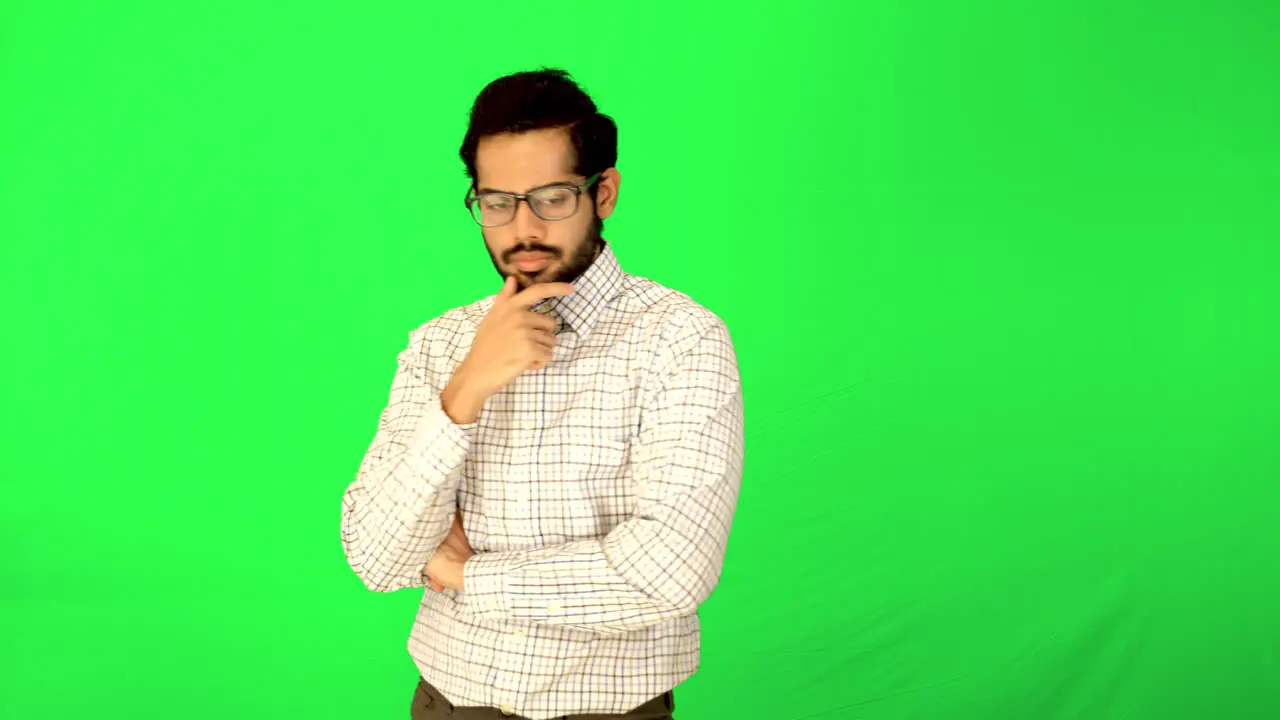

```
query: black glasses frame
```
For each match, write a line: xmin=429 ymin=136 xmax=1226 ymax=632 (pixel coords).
xmin=464 ymin=173 xmax=602 ymax=227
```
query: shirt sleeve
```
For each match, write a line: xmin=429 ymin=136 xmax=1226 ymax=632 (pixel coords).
xmin=461 ymin=318 xmax=744 ymax=635
xmin=341 ymin=322 xmax=474 ymax=592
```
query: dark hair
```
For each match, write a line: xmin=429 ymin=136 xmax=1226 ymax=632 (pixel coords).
xmin=459 ymin=68 xmax=617 ymax=200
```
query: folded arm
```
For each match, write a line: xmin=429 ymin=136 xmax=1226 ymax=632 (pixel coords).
xmin=461 ymin=318 xmax=744 ymax=635
xmin=341 ymin=323 xmax=472 ymax=593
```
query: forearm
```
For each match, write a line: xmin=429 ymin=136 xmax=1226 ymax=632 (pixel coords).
xmin=341 ymin=397 xmax=473 ymax=592
xmin=461 ymin=480 xmax=737 ymax=635
xmin=460 ymin=547 xmax=682 ymax=635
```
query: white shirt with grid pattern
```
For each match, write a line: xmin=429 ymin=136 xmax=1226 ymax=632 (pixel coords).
xmin=340 ymin=243 xmax=744 ymax=719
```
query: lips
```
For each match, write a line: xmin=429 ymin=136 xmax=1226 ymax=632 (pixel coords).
xmin=511 ymin=252 xmax=552 ymax=273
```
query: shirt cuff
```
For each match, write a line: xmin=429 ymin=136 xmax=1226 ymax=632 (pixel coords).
xmin=407 ymin=398 xmax=474 ymax=476
xmin=461 ymin=552 xmax=515 ymax=617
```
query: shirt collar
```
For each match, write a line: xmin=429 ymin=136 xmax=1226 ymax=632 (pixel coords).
xmin=541 ymin=241 xmax=625 ymax=338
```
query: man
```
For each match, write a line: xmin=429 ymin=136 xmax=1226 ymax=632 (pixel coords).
xmin=340 ymin=68 xmax=745 ymax=720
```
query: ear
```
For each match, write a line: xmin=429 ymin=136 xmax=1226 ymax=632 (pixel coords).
xmin=594 ymin=167 xmax=621 ymax=221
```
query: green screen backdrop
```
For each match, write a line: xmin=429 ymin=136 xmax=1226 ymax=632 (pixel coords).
xmin=2 ymin=1 xmax=1278 ymax=718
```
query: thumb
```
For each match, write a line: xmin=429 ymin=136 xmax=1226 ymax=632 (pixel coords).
xmin=497 ymin=275 xmax=517 ymax=301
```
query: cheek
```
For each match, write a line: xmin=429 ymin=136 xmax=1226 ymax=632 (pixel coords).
xmin=551 ymin=212 xmax=592 ymax=242
xmin=482 ymin=230 xmax=511 ymax=257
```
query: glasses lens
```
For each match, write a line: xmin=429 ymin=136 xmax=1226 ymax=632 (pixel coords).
xmin=472 ymin=194 xmax=515 ymax=227
xmin=529 ymin=187 xmax=577 ymax=220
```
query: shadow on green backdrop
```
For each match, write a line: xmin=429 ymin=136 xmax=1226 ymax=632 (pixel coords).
xmin=2 ymin=1 xmax=1277 ymax=718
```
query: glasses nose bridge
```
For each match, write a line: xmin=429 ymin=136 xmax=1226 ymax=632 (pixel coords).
xmin=511 ymin=192 xmax=544 ymax=226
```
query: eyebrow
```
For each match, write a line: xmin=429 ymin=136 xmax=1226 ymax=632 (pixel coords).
xmin=476 ymin=178 xmax=581 ymax=195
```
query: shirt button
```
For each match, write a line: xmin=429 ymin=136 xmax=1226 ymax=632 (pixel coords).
xmin=499 ymin=704 xmax=515 ymax=715
xmin=513 ymin=628 xmax=527 ymax=637
xmin=547 ymin=603 xmax=562 ymax=613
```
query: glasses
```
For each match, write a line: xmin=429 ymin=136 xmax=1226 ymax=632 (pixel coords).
xmin=465 ymin=173 xmax=601 ymax=228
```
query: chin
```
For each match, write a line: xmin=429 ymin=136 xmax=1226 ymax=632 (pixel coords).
xmin=514 ymin=266 xmax=558 ymax=285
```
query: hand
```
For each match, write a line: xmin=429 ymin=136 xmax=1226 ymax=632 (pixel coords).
xmin=441 ymin=277 xmax=574 ymax=424
xmin=425 ymin=509 xmax=474 ymax=592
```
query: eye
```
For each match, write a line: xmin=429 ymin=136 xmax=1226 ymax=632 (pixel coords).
xmin=534 ymin=189 xmax=572 ymax=206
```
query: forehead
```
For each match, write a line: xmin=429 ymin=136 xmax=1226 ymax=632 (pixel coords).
xmin=475 ymin=128 xmax=577 ymax=191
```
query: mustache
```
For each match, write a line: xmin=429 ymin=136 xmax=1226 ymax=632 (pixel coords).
xmin=503 ymin=244 xmax=560 ymax=262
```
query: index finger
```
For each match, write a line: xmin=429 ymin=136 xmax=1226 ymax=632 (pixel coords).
xmin=508 ymin=282 xmax=575 ymax=308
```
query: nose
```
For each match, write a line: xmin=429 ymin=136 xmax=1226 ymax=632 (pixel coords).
xmin=511 ymin=197 xmax=545 ymax=238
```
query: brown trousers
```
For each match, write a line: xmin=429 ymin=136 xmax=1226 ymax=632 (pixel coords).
xmin=410 ymin=677 xmax=675 ymax=720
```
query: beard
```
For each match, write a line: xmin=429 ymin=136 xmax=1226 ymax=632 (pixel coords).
xmin=486 ymin=214 xmax=604 ymax=290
